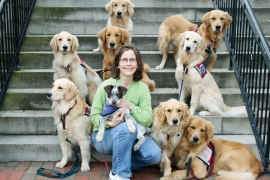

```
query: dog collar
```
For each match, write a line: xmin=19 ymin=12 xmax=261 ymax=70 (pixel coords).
xmin=192 ymin=25 xmax=200 ymax=33
xmin=207 ymin=35 xmax=217 ymax=47
xmin=101 ymin=104 xmax=119 ymax=116
xmin=61 ymin=100 xmax=77 ymax=130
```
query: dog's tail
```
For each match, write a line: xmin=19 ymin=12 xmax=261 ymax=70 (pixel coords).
xmin=216 ymin=171 xmax=256 ymax=180
xmin=222 ymin=105 xmax=248 ymax=116
xmin=143 ymin=63 xmax=150 ymax=74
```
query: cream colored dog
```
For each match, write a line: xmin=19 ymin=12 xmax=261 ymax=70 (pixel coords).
xmin=93 ymin=0 xmax=134 ymax=52
xmin=47 ymin=78 xmax=93 ymax=172
xmin=175 ymin=31 xmax=247 ymax=116
xmin=50 ymin=31 xmax=102 ymax=105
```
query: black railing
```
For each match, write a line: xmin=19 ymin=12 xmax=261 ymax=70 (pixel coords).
xmin=213 ymin=0 xmax=270 ymax=174
xmin=0 ymin=0 xmax=36 ymax=109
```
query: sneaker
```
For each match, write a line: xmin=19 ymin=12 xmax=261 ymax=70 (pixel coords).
xmin=109 ymin=171 xmax=130 ymax=180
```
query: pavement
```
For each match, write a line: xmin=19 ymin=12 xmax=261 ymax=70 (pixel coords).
xmin=0 ymin=161 xmax=270 ymax=180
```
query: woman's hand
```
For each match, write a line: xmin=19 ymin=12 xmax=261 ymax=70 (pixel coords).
xmin=117 ymin=97 xmax=132 ymax=110
xmin=107 ymin=110 xmax=125 ymax=127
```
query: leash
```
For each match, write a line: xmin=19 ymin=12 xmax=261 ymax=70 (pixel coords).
xmin=37 ymin=104 xmax=90 ymax=178
xmin=178 ymin=65 xmax=188 ymax=101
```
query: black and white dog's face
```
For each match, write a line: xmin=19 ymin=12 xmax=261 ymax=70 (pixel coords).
xmin=104 ymin=85 xmax=128 ymax=106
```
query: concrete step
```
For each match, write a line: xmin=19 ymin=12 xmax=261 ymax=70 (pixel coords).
xmin=1 ymin=88 xmax=245 ymax=110
xmin=35 ymin=0 xmax=214 ymax=8
xmin=21 ymin=35 xmax=229 ymax=52
xmin=19 ymin=51 xmax=231 ymax=70
xmin=8 ymin=68 xmax=239 ymax=89
xmin=0 ymin=110 xmax=252 ymax=135
xmin=0 ymin=134 xmax=259 ymax=162
xmin=26 ymin=20 xmax=270 ymax=35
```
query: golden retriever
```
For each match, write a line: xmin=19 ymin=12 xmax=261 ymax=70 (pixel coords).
xmin=156 ymin=10 xmax=232 ymax=71
xmin=93 ymin=0 xmax=134 ymax=52
xmin=175 ymin=31 xmax=247 ymax=116
xmin=47 ymin=78 xmax=93 ymax=172
xmin=97 ymin=26 xmax=156 ymax=90
xmin=50 ymin=31 xmax=102 ymax=105
xmin=150 ymin=99 xmax=190 ymax=176
xmin=162 ymin=116 xmax=261 ymax=180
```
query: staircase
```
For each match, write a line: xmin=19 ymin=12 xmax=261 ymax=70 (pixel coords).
xmin=0 ymin=0 xmax=269 ymax=162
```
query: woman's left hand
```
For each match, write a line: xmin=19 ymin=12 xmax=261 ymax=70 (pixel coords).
xmin=117 ymin=97 xmax=132 ymax=110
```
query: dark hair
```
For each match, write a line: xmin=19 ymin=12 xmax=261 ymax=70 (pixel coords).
xmin=110 ymin=44 xmax=144 ymax=81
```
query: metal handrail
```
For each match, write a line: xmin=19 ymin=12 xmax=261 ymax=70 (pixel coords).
xmin=213 ymin=0 xmax=270 ymax=175
xmin=0 ymin=0 xmax=36 ymax=109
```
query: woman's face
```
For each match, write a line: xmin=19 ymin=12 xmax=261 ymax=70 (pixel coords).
xmin=118 ymin=49 xmax=138 ymax=78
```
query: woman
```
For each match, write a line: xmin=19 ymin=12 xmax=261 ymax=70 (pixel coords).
xmin=90 ymin=44 xmax=162 ymax=180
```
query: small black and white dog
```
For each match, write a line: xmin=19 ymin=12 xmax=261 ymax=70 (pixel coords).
xmin=95 ymin=85 xmax=147 ymax=151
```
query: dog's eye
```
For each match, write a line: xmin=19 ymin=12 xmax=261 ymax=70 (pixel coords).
xmin=200 ymin=129 xmax=205 ymax=132
xmin=58 ymin=87 xmax=63 ymax=90
xmin=191 ymin=126 xmax=195 ymax=129
xmin=178 ymin=109 xmax=182 ymax=112
xmin=67 ymin=38 xmax=71 ymax=41
xmin=106 ymin=33 xmax=111 ymax=37
xmin=116 ymin=34 xmax=120 ymax=37
xmin=211 ymin=18 xmax=216 ymax=20
xmin=194 ymin=41 xmax=197 ymax=43
xmin=220 ymin=18 xmax=224 ymax=21
xmin=117 ymin=93 xmax=121 ymax=98
xmin=167 ymin=109 xmax=171 ymax=113
xmin=58 ymin=38 xmax=62 ymax=41
xmin=114 ymin=3 xmax=117 ymax=6
xmin=122 ymin=4 xmax=126 ymax=7
xmin=186 ymin=38 xmax=189 ymax=41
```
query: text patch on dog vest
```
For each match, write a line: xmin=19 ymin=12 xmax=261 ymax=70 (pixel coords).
xmin=198 ymin=144 xmax=213 ymax=166
xmin=194 ymin=63 xmax=207 ymax=78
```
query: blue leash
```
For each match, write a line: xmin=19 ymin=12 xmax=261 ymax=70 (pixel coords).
xmin=37 ymin=138 xmax=81 ymax=178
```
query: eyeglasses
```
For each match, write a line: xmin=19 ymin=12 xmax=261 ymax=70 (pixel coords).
xmin=120 ymin=58 xmax=137 ymax=64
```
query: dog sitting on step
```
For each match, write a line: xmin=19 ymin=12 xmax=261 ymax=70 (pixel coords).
xmin=95 ymin=85 xmax=147 ymax=151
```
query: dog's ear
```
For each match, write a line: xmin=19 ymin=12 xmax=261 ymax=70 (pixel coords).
xmin=196 ymin=38 xmax=207 ymax=55
xmin=205 ymin=120 xmax=214 ymax=140
xmin=182 ymin=115 xmax=192 ymax=129
xmin=118 ymin=86 xmax=128 ymax=96
xmin=152 ymin=102 xmax=166 ymax=131
xmin=224 ymin=12 xmax=232 ymax=29
xmin=201 ymin=12 xmax=210 ymax=28
xmin=98 ymin=28 xmax=107 ymax=43
xmin=65 ymin=81 xmax=79 ymax=101
xmin=120 ymin=28 xmax=130 ymax=44
xmin=71 ymin=35 xmax=79 ymax=53
xmin=127 ymin=0 xmax=134 ymax=16
xmin=104 ymin=85 xmax=114 ymax=94
xmin=105 ymin=0 xmax=114 ymax=16
xmin=182 ymin=102 xmax=190 ymax=120
xmin=50 ymin=34 xmax=59 ymax=52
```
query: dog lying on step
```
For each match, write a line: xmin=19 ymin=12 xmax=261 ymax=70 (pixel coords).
xmin=95 ymin=85 xmax=148 ymax=151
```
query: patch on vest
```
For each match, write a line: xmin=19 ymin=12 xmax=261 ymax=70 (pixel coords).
xmin=194 ymin=63 xmax=207 ymax=78
xmin=101 ymin=104 xmax=119 ymax=116
xmin=198 ymin=143 xmax=213 ymax=166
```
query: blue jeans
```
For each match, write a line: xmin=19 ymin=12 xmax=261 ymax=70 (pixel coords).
xmin=92 ymin=122 xmax=162 ymax=178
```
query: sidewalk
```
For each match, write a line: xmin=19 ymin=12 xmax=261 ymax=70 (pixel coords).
xmin=0 ymin=161 xmax=270 ymax=180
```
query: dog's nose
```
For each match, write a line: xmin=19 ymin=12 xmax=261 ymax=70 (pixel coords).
xmin=47 ymin=92 xmax=52 ymax=98
xmin=63 ymin=45 xmax=68 ymax=51
xmin=172 ymin=118 xmax=178 ymax=125
xmin=110 ymin=42 xmax=115 ymax=47
xmin=117 ymin=11 xmax=122 ymax=16
xmin=216 ymin=25 xmax=221 ymax=30
xmin=193 ymin=136 xmax=199 ymax=142
xmin=186 ymin=46 xmax=191 ymax=51
xmin=112 ymin=100 xmax=116 ymax=105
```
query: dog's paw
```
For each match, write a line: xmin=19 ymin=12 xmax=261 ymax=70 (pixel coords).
xmin=217 ymin=170 xmax=228 ymax=176
xmin=133 ymin=144 xmax=140 ymax=151
xmin=199 ymin=111 xmax=209 ymax=116
xmin=81 ymin=165 xmax=90 ymax=172
xmin=128 ymin=125 xmax=136 ymax=133
xmin=95 ymin=134 xmax=103 ymax=142
xmin=55 ymin=162 xmax=66 ymax=168
xmin=155 ymin=65 xmax=164 ymax=70
xmin=93 ymin=48 xmax=100 ymax=53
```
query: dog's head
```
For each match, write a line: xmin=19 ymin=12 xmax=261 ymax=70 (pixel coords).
xmin=179 ymin=31 xmax=206 ymax=55
xmin=47 ymin=78 xmax=79 ymax=102
xmin=104 ymin=85 xmax=128 ymax=106
xmin=185 ymin=116 xmax=214 ymax=145
xmin=50 ymin=31 xmax=79 ymax=53
xmin=105 ymin=0 xmax=134 ymax=18
xmin=97 ymin=26 xmax=130 ymax=49
xmin=153 ymin=99 xmax=190 ymax=130
xmin=201 ymin=10 xmax=232 ymax=33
